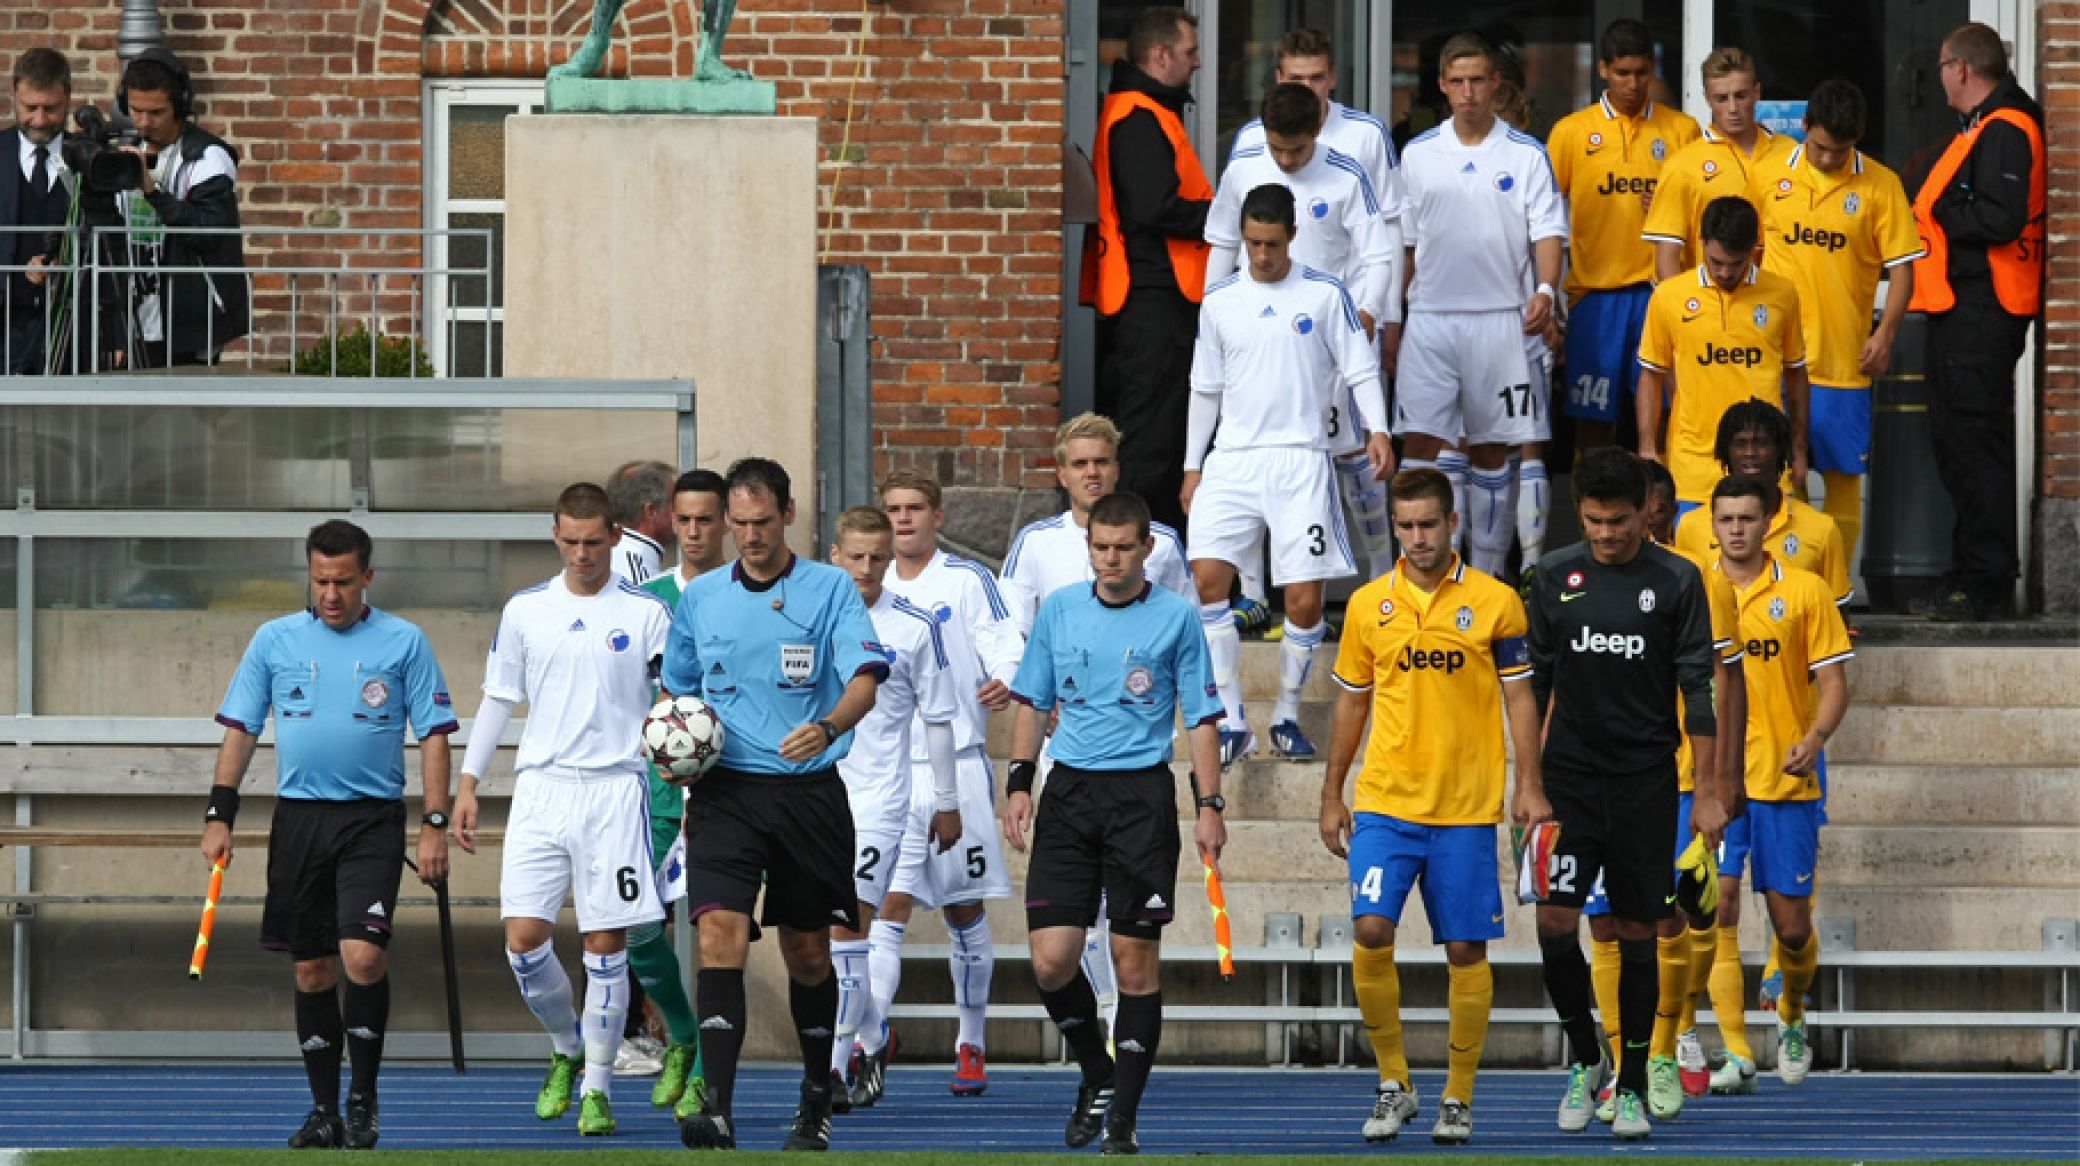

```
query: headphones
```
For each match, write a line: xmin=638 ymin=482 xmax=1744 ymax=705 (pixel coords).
xmin=117 ymin=47 xmax=195 ymax=122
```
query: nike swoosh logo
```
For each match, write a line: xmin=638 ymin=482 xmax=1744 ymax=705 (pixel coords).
xmin=1796 ymin=872 xmax=1812 ymax=883
xmin=1682 ymin=313 xmax=1702 ymax=323
xmin=1491 ymin=914 xmax=1504 ymax=923
xmin=1560 ymin=591 xmax=1586 ymax=602
xmin=1664 ymin=893 xmax=1678 ymax=905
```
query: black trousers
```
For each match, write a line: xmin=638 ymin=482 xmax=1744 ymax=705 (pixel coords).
xmin=1095 ymin=283 xmax=1197 ymax=535
xmin=1926 ymin=293 xmax=2031 ymax=598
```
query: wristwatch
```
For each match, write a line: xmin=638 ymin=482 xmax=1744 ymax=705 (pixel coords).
xmin=1195 ymin=793 xmax=1226 ymax=814
xmin=422 ymin=811 xmax=449 ymax=830
xmin=816 ymin=718 xmax=839 ymax=745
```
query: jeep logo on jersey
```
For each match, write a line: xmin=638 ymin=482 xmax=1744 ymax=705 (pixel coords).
xmin=1770 ymin=596 xmax=1787 ymax=621
xmin=605 ymin=629 xmax=632 ymax=653
xmin=1493 ymin=172 xmax=1515 ymax=192
xmin=1698 ymin=343 xmax=1766 ymax=367
xmin=1746 ymin=637 xmax=1783 ymax=660
xmin=780 ymin=643 xmax=815 ymax=685
xmin=1596 ymin=172 xmax=1655 ymax=197
xmin=360 ymin=678 xmax=389 ymax=708
xmin=1397 ymin=645 xmax=1467 ymax=673
xmin=1784 ymin=221 xmax=1849 ymax=251
xmin=1456 ymin=606 xmax=1475 ymax=632
xmin=1292 ymin=313 xmax=1314 ymax=336
xmin=1309 ymin=196 xmax=1330 ymax=220
xmin=1571 ymin=627 xmax=1647 ymax=658
xmin=1638 ymin=588 xmax=1657 ymax=613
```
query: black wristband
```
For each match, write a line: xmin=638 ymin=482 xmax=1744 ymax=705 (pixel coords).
xmin=1007 ymin=759 xmax=1038 ymax=796
xmin=205 ymin=785 xmax=240 ymax=829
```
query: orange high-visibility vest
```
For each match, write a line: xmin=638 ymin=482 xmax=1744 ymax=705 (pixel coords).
xmin=1082 ymin=91 xmax=1211 ymax=316
xmin=1909 ymin=107 xmax=2045 ymax=316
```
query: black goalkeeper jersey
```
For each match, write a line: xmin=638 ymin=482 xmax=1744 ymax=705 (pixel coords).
xmin=1527 ymin=539 xmax=1719 ymax=777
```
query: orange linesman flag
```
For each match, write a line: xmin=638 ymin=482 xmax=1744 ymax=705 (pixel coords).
xmin=1202 ymin=861 xmax=1235 ymax=981
xmin=189 ymin=862 xmax=226 ymax=980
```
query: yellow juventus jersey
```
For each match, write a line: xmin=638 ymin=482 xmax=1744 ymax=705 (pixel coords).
xmin=1754 ymin=145 xmax=1925 ymax=389
xmin=1638 ymin=265 xmax=1807 ymax=504
xmin=1332 ymin=557 xmax=1531 ymax=826
xmin=1728 ymin=557 xmax=1854 ymax=803
xmin=1641 ymin=126 xmax=1797 ymax=272
xmin=1678 ymin=495 xmax=1852 ymax=606
xmin=1548 ymin=97 xmax=1700 ymax=298
xmin=1670 ymin=544 xmax=1745 ymax=793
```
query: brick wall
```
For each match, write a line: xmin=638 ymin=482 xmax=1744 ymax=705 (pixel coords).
xmin=2041 ymin=5 xmax=2078 ymax=505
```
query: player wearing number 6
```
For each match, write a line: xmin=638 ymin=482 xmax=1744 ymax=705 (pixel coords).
xmin=455 ymin=483 xmax=675 ymax=1138
xmin=1319 ymin=468 xmax=1546 ymax=1146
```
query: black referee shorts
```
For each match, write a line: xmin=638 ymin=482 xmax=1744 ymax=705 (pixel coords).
xmin=682 ymin=766 xmax=859 ymax=934
xmin=1541 ymin=760 xmax=1679 ymax=922
xmin=1026 ymin=763 xmax=1180 ymax=941
xmin=262 ymin=798 xmax=407 ymax=961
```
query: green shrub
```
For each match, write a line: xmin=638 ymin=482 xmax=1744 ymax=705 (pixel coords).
xmin=292 ymin=325 xmax=436 ymax=377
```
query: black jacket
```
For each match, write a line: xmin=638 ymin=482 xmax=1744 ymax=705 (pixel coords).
xmin=1104 ymin=61 xmax=1208 ymax=289
xmin=131 ymin=124 xmax=249 ymax=359
xmin=1921 ymin=75 xmax=2042 ymax=294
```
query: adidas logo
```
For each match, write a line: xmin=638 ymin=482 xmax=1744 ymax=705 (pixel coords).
xmin=301 ymin=1035 xmax=333 ymax=1052
xmin=347 ymin=1026 xmax=380 ymax=1041
xmin=1258 ymin=305 xmax=1276 ymax=318
xmin=1118 ymin=1038 xmax=1146 ymax=1053
xmin=1461 ymin=161 xmax=1477 ymax=173
xmin=1145 ymin=894 xmax=1166 ymax=910
xmin=700 ymin=1016 xmax=735 ymax=1031
xmin=569 ymin=619 xmax=587 ymax=632
xmin=289 ymin=687 xmax=305 ymax=700
xmin=366 ymin=902 xmax=386 ymax=918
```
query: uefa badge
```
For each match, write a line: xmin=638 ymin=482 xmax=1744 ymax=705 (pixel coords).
xmin=1843 ymin=192 xmax=1861 ymax=216
xmin=1651 ymin=138 xmax=1667 ymax=161
xmin=360 ymin=678 xmax=390 ymax=708
xmin=1770 ymin=596 xmax=1787 ymax=622
xmin=1638 ymin=588 xmax=1657 ymax=613
xmin=1455 ymin=606 xmax=1474 ymax=632
xmin=1124 ymin=666 xmax=1155 ymax=697
xmin=1753 ymin=305 xmax=1769 ymax=328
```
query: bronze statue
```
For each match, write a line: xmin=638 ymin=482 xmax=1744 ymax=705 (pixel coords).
xmin=550 ymin=0 xmax=749 ymax=81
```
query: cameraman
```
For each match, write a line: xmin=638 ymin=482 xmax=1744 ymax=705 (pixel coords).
xmin=111 ymin=48 xmax=246 ymax=367
xmin=5 ymin=49 xmax=70 ymax=374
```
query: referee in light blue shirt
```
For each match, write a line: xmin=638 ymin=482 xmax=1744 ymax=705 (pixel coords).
xmin=202 ymin=519 xmax=457 ymax=1151
xmin=659 ymin=458 xmax=889 ymax=1153
xmin=1001 ymin=491 xmax=1226 ymax=1156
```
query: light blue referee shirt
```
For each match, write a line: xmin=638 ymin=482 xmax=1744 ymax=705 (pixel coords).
xmin=662 ymin=555 xmax=891 ymax=775
xmin=216 ymin=607 xmax=457 ymax=801
xmin=1012 ymin=581 xmax=1224 ymax=771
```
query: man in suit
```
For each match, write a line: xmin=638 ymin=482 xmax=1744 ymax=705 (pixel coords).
xmin=4 ymin=48 xmax=72 ymax=374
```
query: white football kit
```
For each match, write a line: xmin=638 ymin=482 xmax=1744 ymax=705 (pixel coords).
xmin=611 ymin=529 xmax=664 ymax=584
xmin=1000 ymin=512 xmax=1193 ymax=635
xmin=485 ymin=575 xmax=672 ymax=932
xmin=839 ymin=590 xmax=960 ymax=910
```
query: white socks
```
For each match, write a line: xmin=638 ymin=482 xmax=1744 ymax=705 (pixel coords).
xmin=1337 ymin=451 xmax=1391 ymax=578
xmin=1200 ymin=601 xmax=1246 ymax=731
xmin=948 ymin=912 xmax=994 ymax=1051
xmin=831 ymin=937 xmax=872 ymax=1074
xmin=1517 ymin=457 xmax=1548 ymax=568
xmin=858 ymin=918 xmax=905 ymax=1055
xmin=508 ymin=941 xmax=582 ymax=1058
xmin=1273 ymin=619 xmax=1327 ymax=726
xmin=1436 ymin=450 xmax=1471 ymax=554
xmin=1467 ymin=464 xmax=1514 ymax=576
xmin=580 ymin=949 xmax=629 ymax=1100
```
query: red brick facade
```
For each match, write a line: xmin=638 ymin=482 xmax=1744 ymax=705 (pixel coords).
xmin=2041 ymin=4 xmax=2078 ymax=504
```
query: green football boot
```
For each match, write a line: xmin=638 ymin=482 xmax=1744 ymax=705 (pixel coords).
xmin=577 ymin=1089 xmax=617 ymax=1136
xmin=534 ymin=1052 xmax=579 ymax=1121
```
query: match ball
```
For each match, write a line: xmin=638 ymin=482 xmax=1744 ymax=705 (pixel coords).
xmin=643 ymin=694 xmax=724 ymax=784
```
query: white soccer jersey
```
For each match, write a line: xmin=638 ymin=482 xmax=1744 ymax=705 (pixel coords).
xmin=1206 ymin=144 xmax=1395 ymax=321
xmin=885 ymin=550 xmax=1024 ymax=757
xmin=1402 ymin=117 xmax=1568 ymax=313
xmin=483 ymin=574 xmax=674 ymax=774
xmin=1191 ymin=265 xmax=1386 ymax=456
xmin=612 ymin=529 xmax=664 ymax=584
xmin=1231 ymin=100 xmax=1403 ymax=214
xmin=999 ymin=511 xmax=1193 ymax=634
xmin=839 ymin=590 xmax=960 ymax=814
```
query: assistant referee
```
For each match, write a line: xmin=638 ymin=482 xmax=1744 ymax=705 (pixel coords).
xmin=1002 ymin=491 xmax=1226 ymax=1156
xmin=659 ymin=458 xmax=889 ymax=1153
xmin=202 ymin=519 xmax=457 ymax=1151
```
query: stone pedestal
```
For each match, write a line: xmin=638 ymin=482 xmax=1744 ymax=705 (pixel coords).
xmin=503 ymin=116 xmax=819 ymax=549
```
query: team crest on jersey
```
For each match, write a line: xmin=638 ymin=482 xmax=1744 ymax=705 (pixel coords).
xmin=1292 ymin=313 xmax=1315 ymax=336
xmin=1684 ymin=297 xmax=1701 ymax=314
xmin=934 ymin=603 xmax=954 ymax=624
xmin=1702 ymin=160 xmax=1720 ymax=177
xmin=1651 ymin=138 xmax=1667 ymax=161
xmin=360 ymin=678 xmax=390 ymax=708
xmin=1565 ymin=571 xmax=1585 ymax=590
xmin=879 ymin=643 xmax=898 ymax=665
xmin=1378 ymin=598 xmax=1396 ymax=620
xmin=1770 ymin=596 xmax=1787 ymax=622
xmin=780 ymin=643 xmax=816 ymax=686
xmin=1638 ymin=588 xmax=1657 ymax=613
xmin=1777 ymin=178 xmax=1795 ymax=194
xmin=1784 ymin=533 xmax=1801 ymax=556
xmin=1493 ymin=172 xmax=1516 ymax=193
xmin=1587 ymin=132 xmax=1604 ymax=148
xmin=1843 ymin=192 xmax=1861 ymax=216
xmin=1455 ymin=606 xmax=1474 ymax=632
xmin=605 ymin=629 xmax=632 ymax=653
xmin=1309 ymin=196 xmax=1330 ymax=220
xmin=1753 ymin=305 xmax=1770 ymax=328
xmin=1124 ymin=666 xmax=1154 ymax=697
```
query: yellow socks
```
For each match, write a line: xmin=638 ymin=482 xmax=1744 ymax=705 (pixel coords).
xmin=1680 ymin=925 xmax=1716 ymax=1033
xmin=1821 ymin=470 xmax=1864 ymax=566
xmin=1591 ymin=937 xmax=1622 ymax=1064
xmin=1650 ymin=934 xmax=1688 ymax=1056
xmin=1352 ymin=943 xmax=1409 ymax=1088
xmin=1776 ymin=932 xmax=1820 ymax=1025
xmin=1443 ymin=960 xmax=1493 ymax=1105
xmin=1709 ymin=926 xmax=1754 ymax=1061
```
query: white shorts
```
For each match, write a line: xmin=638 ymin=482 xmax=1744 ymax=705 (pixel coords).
xmin=850 ymin=822 xmax=906 ymax=912
xmin=1524 ymin=333 xmax=1554 ymax=443
xmin=890 ymin=750 xmax=1013 ymax=908
xmin=1328 ymin=381 xmax=1364 ymax=457
xmin=1395 ymin=310 xmax=1541 ymax=446
xmin=1187 ymin=446 xmax=1355 ymax=586
xmin=501 ymin=769 xmax=667 ymax=933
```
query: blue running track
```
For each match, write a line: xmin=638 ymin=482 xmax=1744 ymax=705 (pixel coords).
xmin=0 ymin=1064 xmax=2075 ymax=1157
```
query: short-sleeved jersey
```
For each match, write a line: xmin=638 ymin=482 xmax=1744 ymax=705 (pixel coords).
xmin=1207 ymin=144 xmax=1395 ymax=319
xmin=1641 ymin=125 xmax=1798 ymax=271
xmin=1229 ymin=100 xmax=1403 ymax=213
xmin=485 ymin=575 xmax=674 ymax=776
xmin=1729 ymin=557 xmax=1854 ymax=803
xmin=838 ymin=589 xmax=960 ymax=808
xmin=1191 ymin=265 xmax=1382 ymax=454
xmin=1401 ymin=117 xmax=1568 ymax=313
xmin=885 ymin=550 xmax=1025 ymax=758
xmin=661 ymin=556 xmax=890 ymax=775
xmin=1546 ymin=97 xmax=1701 ymax=297
xmin=1330 ymin=557 xmax=1531 ymax=825
xmin=1754 ymin=145 xmax=1926 ymax=389
xmin=1526 ymin=540 xmax=1720 ymax=777
xmin=1000 ymin=511 xmax=1193 ymax=635
xmin=216 ymin=607 xmax=457 ymax=802
xmin=1669 ymin=543 xmax=1746 ymax=794
xmin=1012 ymin=582 xmax=1223 ymax=771
xmin=612 ymin=529 xmax=664 ymax=584
xmin=1676 ymin=495 xmax=1852 ymax=606
xmin=639 ymin=566 xmax=702 ymax=821
xmin=1637 ymin=265 xmax=1807 ymax=504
